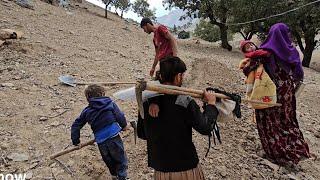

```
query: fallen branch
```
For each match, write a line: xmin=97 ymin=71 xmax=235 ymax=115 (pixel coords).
xmin=49 ymin=139 xmax=95 ymax=159
xmin=47 ymin=109 xmax=70 ymax=119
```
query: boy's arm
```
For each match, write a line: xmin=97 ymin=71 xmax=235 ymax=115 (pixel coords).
xmin=112 ymin=103 xmax=127 ymax=129
xmin=71 ymin=110 xmax=87 ymax=145
xmin=245 ymin=49 xmax=271 ymax=58
xmin=148 ymin=96 xmax=161 ymax=118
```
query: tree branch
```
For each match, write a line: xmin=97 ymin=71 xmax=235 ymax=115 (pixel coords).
xmin=294 ymin=31 xmax=305 ymax=52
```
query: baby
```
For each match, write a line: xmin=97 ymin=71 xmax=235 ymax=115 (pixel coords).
xmin=239 ymin=40 xmax=270 ymax=97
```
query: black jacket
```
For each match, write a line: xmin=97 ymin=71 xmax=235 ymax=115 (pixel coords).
xmin=138 ymin=95 xmax=219 ymax=172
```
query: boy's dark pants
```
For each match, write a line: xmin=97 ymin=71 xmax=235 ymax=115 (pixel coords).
xmin=97 ymin=135 xmax=128 ymax=180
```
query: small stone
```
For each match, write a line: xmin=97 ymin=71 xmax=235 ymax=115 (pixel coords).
xmin=49 ymin=162 xmax=56 ymax=167
xmin=13 ymin=76 xmax=21 ymax=80
xmin=217 ymin=165 xmax=227 ymax=177
xmin=39 ymin=116 xmax=48 ymax=121
xmin=0 ymin=143 xmax=9 ymax=150
xmin=7 ymin=67 xmax=14 ymax=71
xmin=7 ymin=153 xmax=29 ymax=162
xmin=1 ymin=83 xmax=14 ymax=87
xmin=25 ymin=171 xmax=33 ymax=179
xmin=287 ymin=174 xmax=298 ymax=180
xmin=29 ymin=162 xmax=38 ymax=169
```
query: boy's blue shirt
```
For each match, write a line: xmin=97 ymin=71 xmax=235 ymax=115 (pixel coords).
xmin=71 ymin=97 xmax=127 ymax=145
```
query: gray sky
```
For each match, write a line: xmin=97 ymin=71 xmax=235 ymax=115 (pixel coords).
xmin=85 ymin=0 xmax=170 ymax=21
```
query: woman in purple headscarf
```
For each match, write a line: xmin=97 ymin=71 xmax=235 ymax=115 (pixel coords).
xmin=254 ymin=23 xmax=310 ymax=165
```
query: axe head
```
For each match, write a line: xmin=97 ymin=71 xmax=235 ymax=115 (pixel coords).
xmin=135 ymin=80 xmax=146 ymax=119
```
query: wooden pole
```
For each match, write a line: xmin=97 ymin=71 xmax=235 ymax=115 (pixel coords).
xmin=76 ymin=81 xmax=136 ymax=85
xmin=146 ymin=83 xmax=281 ymax=107
xmin=49 ymin=139 xmax=95 ymax=159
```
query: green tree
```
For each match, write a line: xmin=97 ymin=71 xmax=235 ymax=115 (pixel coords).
xmin=102 ymin=0 xmax=115 ymax=18
xmin=164 ymin=0 xmax=234 ymax=51
xmin=194 ymin=19 xmax=232 ymax=42
xmin=132 ymin=0 xmax=156 ymax=20
xmin=114 ymin=0 xmax=131 ymax=18
xmin=230 ymin=0 xmax=320 ymax=67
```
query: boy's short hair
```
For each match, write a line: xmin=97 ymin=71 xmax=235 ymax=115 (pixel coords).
xmin=160 ymin=56 xmax=187 ymax=83
xmin=140 ymin=17 xmax=153 ymax=28
xmin=85 ymin=84 xmax=105 ymax=101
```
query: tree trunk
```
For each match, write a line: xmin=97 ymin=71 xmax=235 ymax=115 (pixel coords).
xmin=217 ymin=0 xmax=232 ymax=51
xmin=219 ymin=24 xmax=232 ymax=51
xmin=302 ymin=33 xmax=316 ymax=67
xmin=105 ymin=4 xmax=108 ymax=18
xmin=292 ymin=29 xmax=304 ymax=52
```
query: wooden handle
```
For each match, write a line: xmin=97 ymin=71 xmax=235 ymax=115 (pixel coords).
xmin=77 ymin=82 xmax=136 ymax=85
xmin=146 ymin=83 xmax=281 ymax=107
xmin=146 ymin=84 xmax=202 ymax=98
xmin=49 ymin=139 xmax=95 ymax=159
xmin=147 ymin=83 xmax=229 ymax=99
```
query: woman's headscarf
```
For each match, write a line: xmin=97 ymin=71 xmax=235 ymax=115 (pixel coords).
xmin=260 ymin=23 xmax=304 ymax=81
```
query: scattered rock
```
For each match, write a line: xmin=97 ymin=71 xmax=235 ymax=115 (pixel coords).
xmin=1 ymin=83 xmax=14 ymax=87
xmin=7 ymin=153 xmax=29 ymax=162
xmin=217 ymin=165 xmax=227 ymax=177
xmin=39 ymin=116 xmax=48 ymax=121
xmin=29 ymin=162 xmax=39 ymax=169
xmin=25 ymin=171 xmax=33 ymax=179
xmin=250 ymin=167 xmax=260 ymax=177
xmin=0 ymin=143 xmax=9 ymax=150
xmin=287 ymin=174 xmax=298 ymax=180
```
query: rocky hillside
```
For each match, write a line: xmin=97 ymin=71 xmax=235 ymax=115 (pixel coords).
xmin=1 ymin=0 xmax=320 ymax=179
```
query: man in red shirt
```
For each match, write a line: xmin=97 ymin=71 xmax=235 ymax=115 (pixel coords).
xmin=140 ymin=17 xmax=178 ymax=78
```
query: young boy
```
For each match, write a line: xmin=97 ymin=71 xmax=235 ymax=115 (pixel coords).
xmin=239 ymin=40 xmax=271 ymax=97
xmin=71 ymin=84 xmax=129 ymax=180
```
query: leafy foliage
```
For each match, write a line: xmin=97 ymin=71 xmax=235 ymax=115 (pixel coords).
xmin=229 ymin=0 xmax=320 ymax=67
xmin=132 ymin=0 xmax=156 ymax=20
xmin=163 ymin=0 xmax=234 ymax=50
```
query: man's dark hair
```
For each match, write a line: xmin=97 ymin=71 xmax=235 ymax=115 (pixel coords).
xmin=160 ymin=56 xmax=187 ymax=83
xmin=84 ymin=84 xmax=105 ymax=101
xmin=140 ymin=17 xmax=153 ymax=28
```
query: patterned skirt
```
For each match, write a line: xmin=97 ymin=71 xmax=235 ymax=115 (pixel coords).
xmin=255 ymin=66 xmax=310 ymax=165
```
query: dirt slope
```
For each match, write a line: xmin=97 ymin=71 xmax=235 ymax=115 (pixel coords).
xmin=1 ymin=1 xmax=319 ymax=179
